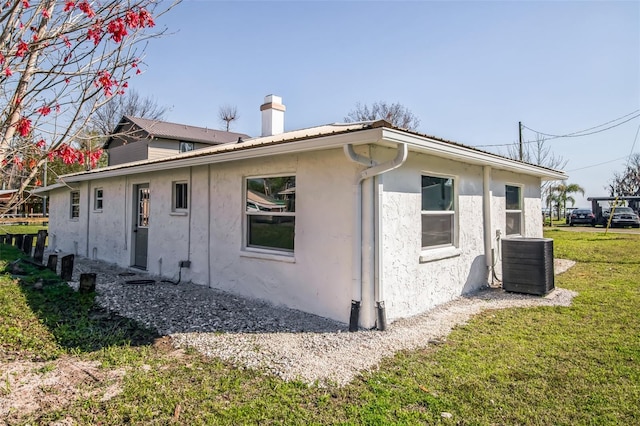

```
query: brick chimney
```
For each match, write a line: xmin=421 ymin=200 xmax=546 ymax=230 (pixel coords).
xmin=260 ymin=95 xmax=286 ymax=137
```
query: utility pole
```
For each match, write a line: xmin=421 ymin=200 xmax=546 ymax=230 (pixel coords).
xmin=518 ymin=121 xmax=523 ymax=161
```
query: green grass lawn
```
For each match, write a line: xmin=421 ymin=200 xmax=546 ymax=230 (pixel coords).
xmin=1 ymin=229 xmax=639 ymax=424
xmin=0 ymin=224 xmax=48 ymax=236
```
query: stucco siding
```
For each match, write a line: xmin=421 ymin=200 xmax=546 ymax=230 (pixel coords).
xmin=48 ymin=148 xmax=357 ymax=323
xmin=381 ymin=152 xmax=488 ymax=322
xmin=199 ymin=149 xmax=355 ymax=322
xmin=86 ymin=177 xmax=129 ymax=265
xmin=48 ymin=183 xmax=89 ymax=257
xmin=46 ymin=139 xmax=550 ymax=327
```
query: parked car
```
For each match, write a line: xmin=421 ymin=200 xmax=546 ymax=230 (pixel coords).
xmin=569 ymin=209 xmax=596 ymax=226
xmin=602 ymin=207 xmax=640 ymax=228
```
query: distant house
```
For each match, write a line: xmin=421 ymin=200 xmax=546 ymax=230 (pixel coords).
xmin=104 ymin=115 xmax=249 ymax=166
xmin=37 ymin=95 xmax=566 ymax=330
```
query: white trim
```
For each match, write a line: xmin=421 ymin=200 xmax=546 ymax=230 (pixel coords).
xmin=243 ymin=174 xmax=296 ymax=253
xmin=419 ymin=246 xmax=462 ymax=263
xmin=420 ymin=173 xmax=458 ymax=250
xmin=239 ymin=248 xmax=296 ymax=263
xmin=93 ymin=187 xmax=104 ymax=212
xmin=505 ymin=184 xmax=523 ymax=236
xmin=57 ymin=126 xmax=566 ymax=184
xmin=171 ymin=180 xmax=189 ymax=212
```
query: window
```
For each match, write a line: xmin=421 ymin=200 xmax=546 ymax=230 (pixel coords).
xmin=94 ymin=188 xmax=103 ymax=211
xmin=505 ymin=185 xmax=522 ymax=235
xmin=172 ymin=181 xmax=188 ymax=211
xmin=70 ymin=191 xmax=80 ymax=219
xmin=421 ymin=175 xmax=455 ymax=248
xmin=179 ymin=142 xmax=194 ymax=153
xmin=245 ymin=176 xmax=295 ymax=252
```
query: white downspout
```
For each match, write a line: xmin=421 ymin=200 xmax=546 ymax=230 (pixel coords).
xmin=483 ymin=166 xmax=493 ymax=281
xmin=344 ymin=142 xmax=408 ymax=330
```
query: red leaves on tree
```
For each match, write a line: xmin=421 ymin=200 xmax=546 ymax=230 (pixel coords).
xmin=14 ymin=156 xmax=24 ymax=170
xmin=63 ymin=1 xmax=75 ymax=12
xmin=95 ymin=70 xmax=117 ymax=96
xmin=87 ymin=21 xmax=102 ymax=45
xmin=77 ymin=1 xmax=95 ymax=18
xmin=36 ymin=139 xmax=46 ymax=149
xmin=37 ymin=105 xmax=51 ymax=116
xmin=22 ymin=1 xmax=29 ymax=8
xmin=49 ymin=144 xmax=79 ymax=164
xmin=107 ymin=18 xmax=128 ymax=42
xmin=16 ymin=40 xmax=29 ymax=57
xmin=87 ymin=149 xmax=103 ymax=168
xmin=4 ymin=67 xmax=12 ymax=76
xmin=16 ymin=117 xmax=31 ymax=137
xmin=138 ymin=9 xmax=154 ymax=27
xmin=48 ymin=144 xmax=103 ymax=168
xmin=60 ymin=35 xmax=71 ymax=48
xmin=125 ymin=10 xmax=140 ymax=28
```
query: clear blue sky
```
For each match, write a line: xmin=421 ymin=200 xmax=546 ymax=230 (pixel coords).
xmin=132 ymin=0 xmax=640 ymax=207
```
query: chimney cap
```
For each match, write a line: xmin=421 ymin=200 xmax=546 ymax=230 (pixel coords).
xmin=260 ymin=95 xmax=286 ymax=112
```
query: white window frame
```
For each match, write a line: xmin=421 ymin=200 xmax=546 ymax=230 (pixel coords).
xmin=94 ymin=187 xmax=103 ymax=211
xmin=505 ymin=184 xmax=523 ymax=236
xmin=172 ymin=181 xmax=188 ymax=212
xmin=70 ymin=191 xmax=80 ymax=219
xmin=179 ymin=142 xmax=194 ymax=153
xmin=421 ymin=174 xmax=457 ymax=250
xmin=244 ymin=175 xmax=296 ymax=255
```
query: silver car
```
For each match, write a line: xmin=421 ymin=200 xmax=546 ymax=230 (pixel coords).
xmin=603 ymin=207 xmax=640 ymax=228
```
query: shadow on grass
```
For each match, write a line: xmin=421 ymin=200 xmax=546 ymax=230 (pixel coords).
xmin=2 ymin=245 xmax=158 ymax=354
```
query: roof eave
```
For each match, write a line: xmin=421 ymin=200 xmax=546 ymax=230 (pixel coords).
xmin=380 ymin=128 xmax=567 ymax=181
xmin=59 ymin=125 xmax=567 ymax=184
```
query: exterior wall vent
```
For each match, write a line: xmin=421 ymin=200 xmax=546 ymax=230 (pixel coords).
xmin=501 ymin=238 xmax=555 ymax=295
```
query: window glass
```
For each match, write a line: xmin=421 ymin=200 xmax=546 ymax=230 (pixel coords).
xmin=421 ymin=175 xmax=455 ymax=248
xmin=246 ymin=176 xmax=295 ymax=252
xmin=173 ymin=182 xmax=188 ymax=211
xmin=179 ymin=142 xmax=194 ymax=153
xmin=506 ymin=185 xmax=521 ymax=210
xmin=70 ymin=191 xmax=80 ymax=218
xmin=505 ymin=185 xmax=522 ymax=235
xmin=94 ymin=188 xmax=103 ymax=210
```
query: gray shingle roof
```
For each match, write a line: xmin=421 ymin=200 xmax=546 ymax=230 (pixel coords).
xmin=106 ymin=116 xmax=250 ymax=147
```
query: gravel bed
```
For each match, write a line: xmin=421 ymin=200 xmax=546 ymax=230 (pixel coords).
xmin=60 ymin=253 xmax=578 ymax=386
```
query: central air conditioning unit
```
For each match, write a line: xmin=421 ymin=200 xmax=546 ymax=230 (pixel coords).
xmin=501 ymin=237 xmax=555 ymax=296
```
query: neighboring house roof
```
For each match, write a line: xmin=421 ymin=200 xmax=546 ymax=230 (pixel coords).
xmin=0 ymin=189 xmax=19 ymax=197
xmin=103 ymin=116 xmax=250 ymax=149
xmin=247 ymin=190 xmax=287 ymax=211
xmin=41 ymin=120 xmax=566 ymax=188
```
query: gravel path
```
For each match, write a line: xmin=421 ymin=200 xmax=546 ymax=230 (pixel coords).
xmin=64 ymin=253 xmax=577 ymax=386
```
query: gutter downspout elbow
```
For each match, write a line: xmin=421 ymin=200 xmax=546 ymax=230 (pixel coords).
xmin=344 ymin=142 xmax=408 ymax=331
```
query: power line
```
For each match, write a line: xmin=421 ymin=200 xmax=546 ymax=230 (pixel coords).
xmin=475 ymin=110 xmax=640 ymax=148
xmin=567 ymin=123 xmax=639 ymax=175
xmin=522 ymin=112 xmax=640 ymax=139
xmin=567 ymin=156 xmax=630 ymax=172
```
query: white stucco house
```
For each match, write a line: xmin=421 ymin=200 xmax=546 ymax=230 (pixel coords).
xmin=37 ymin=95 xmax=566 ymax=330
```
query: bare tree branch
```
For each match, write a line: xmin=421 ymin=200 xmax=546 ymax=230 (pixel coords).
xmin=344 ymin=101 xmax=421 ymax=131
xmin=218 ymin=104 xmax=239 ymax=132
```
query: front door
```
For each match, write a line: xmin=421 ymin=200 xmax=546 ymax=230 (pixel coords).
xmin=133 ymin=184 xmax=150 ymax=269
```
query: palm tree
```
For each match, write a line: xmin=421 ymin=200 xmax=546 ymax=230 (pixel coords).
xmin=551 ymin=182 xmax=585 ymax=221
